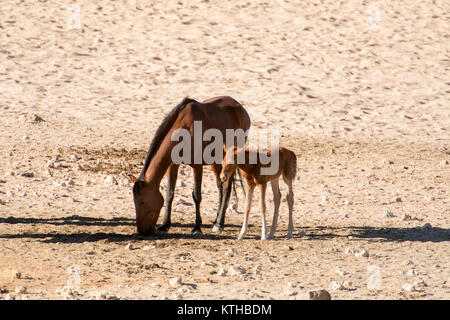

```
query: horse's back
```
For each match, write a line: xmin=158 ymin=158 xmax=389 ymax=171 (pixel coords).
xmin=183 ymin=96 xmax=250 ymax=131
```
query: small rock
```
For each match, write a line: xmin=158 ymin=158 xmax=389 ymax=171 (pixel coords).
xmin=218 ymin=267 xmax=227 ymax=276
xmin=321 ymin=195 xmax=328 ymax=202
xmin=169 ymin=277 xmax=183 ymax=288
xmin=355 ymin=249 xmax=369 ymax=258
xmin=307 ymin=290 xmax=331 ymax=300
xmin=71 ymin=154 xmax=80 ymax=161
xmin=177 ymin=180 xmax=186 ymax=187
xmin=343 ymin=200 xmax=353 ymax=205
xmin=20 ymin=172 xmax=34 ymax=178
xmin=406 ymin=269 xmax=417 ymax=276
xmin=287 ymin=281 xmax=297 ymax=288
xmin=381 ymin=158 xmax=393 ymax=165
xmin=225 ymin=248 xmax=238 ymax=257
xmin=402 ymin=283 xmax=415 ymax=292
xmin=125 ymin=243 xmax=133 ymax=250
xmin=329 ymin=281 xmax=345 ymax=291
xmin=440 ymin=160 xmax=449 ymax=166
xmin=228 ymin=265 xmax=246 ymax=276
xmin=344 ymin=247 xmax=355 ymax=255
xmin=11 ymin=270 xmax=21 ymax=279
xmin=22 ymin=135 xmax=29 ymax=141
xmin=335 ymin=267 xmax=346 ymax=276
xmin=104 ymin=175 xmax=118 ymax=186
xmin=72 ymin=164 xmax=83 ymax=171
xmin=253 ymin=265 xmax=262 ymax=275
xmin=283 ymin=245 xmax=294 ymax=251
xmin=15 ymin=286 xmax=27 ymax=294
xmin=381 ymin=210 xmax=394 ymax=218
xmin=402 ymin=260 xmax=414 ymax=266
xmin=391 ymin=196 xmax=402 ymax=203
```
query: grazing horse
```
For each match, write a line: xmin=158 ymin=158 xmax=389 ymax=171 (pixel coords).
xmin=220 ymin=147 xmax=297 ymax=240
xmin=129 ymin=96 xmax=251 ymax=236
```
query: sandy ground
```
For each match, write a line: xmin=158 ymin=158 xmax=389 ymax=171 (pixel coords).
xmin=0 ymin=0 xmax=449 ymax=300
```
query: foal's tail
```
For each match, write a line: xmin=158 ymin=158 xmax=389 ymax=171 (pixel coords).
xmin=283 ymin=150 xmax=297 ymax=182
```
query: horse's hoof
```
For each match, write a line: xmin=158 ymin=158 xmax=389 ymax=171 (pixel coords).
xmin=266 ymin=234 xmax=274 ymax=240
xmin=286 ymin=233 xmax=293 ymax=239
xmin=212 ymin=225 xmax=223 ymax=233
xmin=191 ymin=229 xmax=203 ymax=236
xmin=260 ymin=236 xmax=268 ymax=240
xmin=157 ymin=225 xmax=170 ymax=233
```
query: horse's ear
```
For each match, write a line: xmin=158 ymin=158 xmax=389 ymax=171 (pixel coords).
xmin=128 ymin=174 xmax=138 ymax=183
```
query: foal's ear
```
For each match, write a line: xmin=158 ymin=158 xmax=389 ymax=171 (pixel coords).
xmin=128 ymin=174 xmax=138 ymax=183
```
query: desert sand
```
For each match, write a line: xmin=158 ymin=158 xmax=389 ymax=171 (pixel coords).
xmin=0 ymin=0 xmax=449 ymax=300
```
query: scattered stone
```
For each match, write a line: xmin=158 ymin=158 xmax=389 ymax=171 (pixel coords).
xmin=402 ymin=283 xmax=415 ymax=292
xmin=20 ymin=172 xmax=34 ymax=178
xmin=72 ymin=164 xmax=83 ymax=171
xmin=355 ymin=249 xmax=369 ymax=258
xmin=381 ymin=158 xmax=393 ymax=165
xmin=343 ymin=200 xmax=353 ymax=205
xmin=104 ymin=175 xmax=118 ymax=186
xmin=391 ymin=196 xmax=402 ymax=203
xmin=287 ymin=281 xmax=297 ymax=288
xmin=22 ymin=135 xmax=29 ymax=141
xmin=329 ymin=281 xmax=345 ymax=291
xmin=307 ymin=290 xmax=331 ymax=300
xmin=11 ymin=270 xmax=21 ymax=279
xmin=17 ymin=113 xmax=44 ymax=123
xmin=440 ymin=160 xmax=449 ymax=166
xmin=381 ymin=210 xmax=394 ymax=218
xmin=321 ymin=195 xmax=328 ymax=202
xmin=218 ymin=267 xmax=227 ymax=276
xmin=0 ymin=199 xmax=5 ymax=205
xmin=335 ymin=267 xmax=346 ymax=276
xmin=5 ymin=171 xmax=14 ymax=177
xmin=253 ymin=265 xmax=262 ymax=275
xmin=15 ymin=286 xmax=27 ymax=294
xmin=118 ymin=177 xmax=131 ymax=187
xmin=225 ymin=248 xmax=238 ymax=257
xmin=177 ymin=180 xmax=186 ymax=187
xmin=283 ymin=245 xmax=294 ymax=251
xmin=71 ymin=154 xmax=80 ymax=161
xmin=344 ymin=247 xmax=355 ymax=255
xmin=228 ymin=265 xmax=246 ymax=276
xmin=169 ymin=277 xmax=183 ymax=288
xmin=402 ymin=260 xmax=414 ymax=266
xmin=125 ymin=243 xmax=133 ymax=250
xmin=406 ymin=268 xmax=417 ymax=276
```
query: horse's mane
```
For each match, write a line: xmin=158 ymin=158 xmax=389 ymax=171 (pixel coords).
xmin=138 ymin=97 xmax=196 ymax=180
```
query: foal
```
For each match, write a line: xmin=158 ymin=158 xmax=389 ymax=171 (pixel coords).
xmin=220 ymin=147 xmax=297 ymax=240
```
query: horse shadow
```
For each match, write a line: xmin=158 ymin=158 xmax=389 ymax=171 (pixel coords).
xmin=0 ymin=215 xmax=448 ymax=243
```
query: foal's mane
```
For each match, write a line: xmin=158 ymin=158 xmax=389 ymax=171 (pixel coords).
xmin=138 ymin=97 xmax=196 ymax=180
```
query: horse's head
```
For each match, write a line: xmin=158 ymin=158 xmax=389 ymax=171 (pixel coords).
xmin=129 ymin=176 xmax=164 ymax=235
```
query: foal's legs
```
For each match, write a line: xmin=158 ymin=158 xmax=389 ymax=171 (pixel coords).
xmin=237 ymin=182 xmax=255 ymax=240
xmin=259 ymin=183 xmax=268 ymax=240
xmin=285 ymin=179 xmax=294 ymax=239
xmin=268 ymin=178 xmax=282 ymax=239
xmin=157 ymin=163 xmax=178 ymax=232
xmin=192 ymin=165 xmax=203 ymax=234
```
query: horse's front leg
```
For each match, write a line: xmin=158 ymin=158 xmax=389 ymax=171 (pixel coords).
xmin=213 ymin=171 xmax=234 ymax=232
xmin=191 ymin=165 xmax=203 ymax=235
xmin=157 ymin=163 xmax=178 ymax=232
xmin=211 ymin=164 xmax=223 ymax=227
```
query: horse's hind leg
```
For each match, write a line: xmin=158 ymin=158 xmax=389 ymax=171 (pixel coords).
xmin=192 ymin=165 xmax=203 ymax=235
xmin=268 ymin=178 xmax=281 ymax=239
xmin=158 ymin=163 xmax=178 ymax=232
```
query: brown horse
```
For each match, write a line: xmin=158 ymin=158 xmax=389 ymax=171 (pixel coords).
xmin=129 ymin=96 xmax=251 ymax=236
xmin=220 ymin=146 xmax=297 ymax=240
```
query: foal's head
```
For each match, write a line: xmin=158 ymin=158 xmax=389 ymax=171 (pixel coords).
xmin=220 ymin=147 xmax=241 ymax=183
xmin=129 ymin=176 xmax=164 ymax=235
